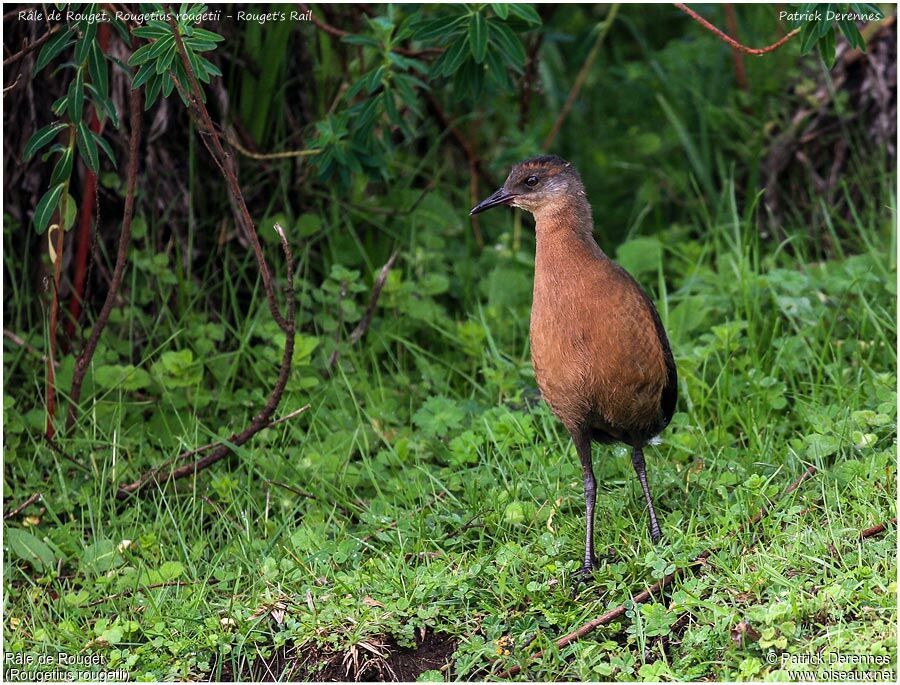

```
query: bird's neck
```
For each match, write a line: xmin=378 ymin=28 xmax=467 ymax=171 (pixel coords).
xmin=533 ymin=195 xmax=606 ymax=265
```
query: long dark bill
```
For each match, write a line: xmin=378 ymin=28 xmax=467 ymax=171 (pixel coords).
xmin=470 ymin=187 xmax=516 ymax=215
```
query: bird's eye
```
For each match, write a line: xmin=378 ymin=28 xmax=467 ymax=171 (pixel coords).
xmin=525 ymin=175 xmax=539 ymax=188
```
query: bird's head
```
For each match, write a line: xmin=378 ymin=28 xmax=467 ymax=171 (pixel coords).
xmin=470 ymin=155 xmax=585 ymax=217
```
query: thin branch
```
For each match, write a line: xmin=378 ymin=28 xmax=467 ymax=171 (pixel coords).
xmin=298 ymin=3 xmax=443 ymax=58
xmin=860 ymin=517 xmax=897 ymax=539
xmin=4 ymin=493 xmax=41 ymax=520
xmin=67 ymin=82 xmax=143 ymax=433
xmin=129 ymin=404 xmax=311 ymax=489
xmin=326 ymin=251 xmax=399 ymax=374
xmin=3 ymin=329 xmax=58 ymax=367
xmin=42 ymin=435 xmax=90 ymax=472
xmin=675 ymin=4 xmax=801 ymax=55
xmin=542 ymin=4 xmax=619 ymax=151
xmin=224 ymin=132 xmax=321 ymax=161
xmin=3 ymin=24 xmax=60 ymax=67
xmin=494 ymin=465 xmax=818 ymax=679
xmin=116 ymin=224 xmax=296 ymax=499
xmin=349 ymin=251 xmax=398 ymax=344
xmin=164 ymin=11 xmax=292 ymax=335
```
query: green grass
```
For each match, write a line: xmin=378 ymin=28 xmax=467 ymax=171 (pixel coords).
xmin=3 ymin=178 xmax=896 ymax=681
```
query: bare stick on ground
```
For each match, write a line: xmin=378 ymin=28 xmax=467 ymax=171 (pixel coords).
xmin=4 ymin=492 xmax=42 ymax=520
xmin=116 ymin=404 xmax=310 ymax=496
xmin=860 ymin=517 xmax=897 ymax=539
xmin=494 ymin=465 xmax=819 ymax=679
xmin=67 ymin=78 xmax=143 ymax=433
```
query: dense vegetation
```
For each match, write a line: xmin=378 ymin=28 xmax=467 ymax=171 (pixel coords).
xmin=3 ymin=3 xmax=896 ymax=681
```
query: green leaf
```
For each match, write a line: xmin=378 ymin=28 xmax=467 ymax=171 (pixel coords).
xmin=837 ymin=19 xmax=865 ymax=51
xmin=431 ymin=37 xmax=469 ymax=77
xmin=413 ymin=396 xmax=465 ymax=438
xmin=616 ymin=237 xmax=663 ymax=277
xmin=23 ymin=122 xmax=67 ymax=162
xmin=128 ymin=42 xmax=158 ymax=66
xmin=6 ymin=528 xmax=56 ymax=572
xmin=60 ymin=192 xmax=77 ymax=231
xmin=507 ymin=4 xmax=542 ymax=25
xmin=818 ymin=8 xmax=833 ymax=37
xmin=52 ymin=95 xmax=68 ymax=116
xmin=342 ymin=34 xmax=380 ymax=47
xmin=88 ymin=41 xmax=108 ymax=100
xmin=411 ymin=15 xmax=467 ymax=43
xmin=144 ymin=74 xmax=163 ymax=109
xmin=818 ymin=25 xmax=836 ymax=67
xmin=67 ymin=68 xmax=85 ymax=124
xmin=94 ymin=364 xmax=152 ymax=391
xmin=191 ymin=27 xmax=225 ymax=43
xmin=799 ymin=22 xmax=819 ymax=54
xmin=198 ymin=55 xmax=222 ymax=78
xmin=492 ymin=3 xmax=510 ymax=19
xmin=92 ymin=133 xmax=116 ymax=170
xmin=80 ymin=539 xmax=124 ymax=574
xmin=33 ymin=183 xmax=65 ymax=234
xmin=35 ymin=28 xmax=75 ymax=73
xmin=489 ymin=22 xmax=526 ymax=70
xmin=133 ymin=25 xmax=171 ymax=39
xmin=469 ymin=12 xmax=488 ymax=63
xmin=132 ymin=62 xmax=157 ymax=90
xmin=159 ymin=560 xmax=185 ymax=581
xmin=76 ymin=121 xmax=99 ymax=173
xmin=74 ymin=21 xmax=97 ymax=64
xmin=485 ymin=46 xmax=512 ymax=90
xmin=49 ymin=147 xmax=73 ymax=186
xmin=154 ymin=40 xmax=177 ymax=75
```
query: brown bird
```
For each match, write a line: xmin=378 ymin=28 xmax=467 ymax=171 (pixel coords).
xmin=471 ymin=155 xmax=677 ymax=578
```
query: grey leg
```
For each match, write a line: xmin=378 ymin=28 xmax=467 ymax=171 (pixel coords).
xmin=573 ymin=430 xmax=598 ymax=575
xmin=631 ymin=445 xmax=661 ymax=542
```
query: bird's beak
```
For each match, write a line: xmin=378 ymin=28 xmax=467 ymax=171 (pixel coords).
xmin=470 ymin=187 xmax=516 ymax=215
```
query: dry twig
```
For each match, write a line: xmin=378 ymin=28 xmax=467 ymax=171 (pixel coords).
xmin=4 ymin=329 xmax=58 ymax=367
xmin=326 ymin=251 xmax=399 ymax=375
xmin=3 ymin=24 xmax=60 ymax=66
xmin=4 ymin=493 xmax=41 ymax=520
xmin=860 ymin=517 xmax=897 ymax=539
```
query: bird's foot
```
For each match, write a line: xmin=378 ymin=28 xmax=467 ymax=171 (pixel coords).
xmin=572 ymin=561 xmax=597 ymax=599
xmin=570 ymin=558 xmax=599 ymax=594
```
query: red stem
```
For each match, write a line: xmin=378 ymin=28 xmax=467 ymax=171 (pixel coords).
xmin=675 ymin=3 xmax=800 ymax=56
xmin=66 ymin=23 xmax=111 ymax=341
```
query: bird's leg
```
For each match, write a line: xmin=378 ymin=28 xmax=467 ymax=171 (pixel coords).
xmin=573 ymin=430 xmax=598 ymax=580
xmin=631 ymin=445 xmax=661 ymax=543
